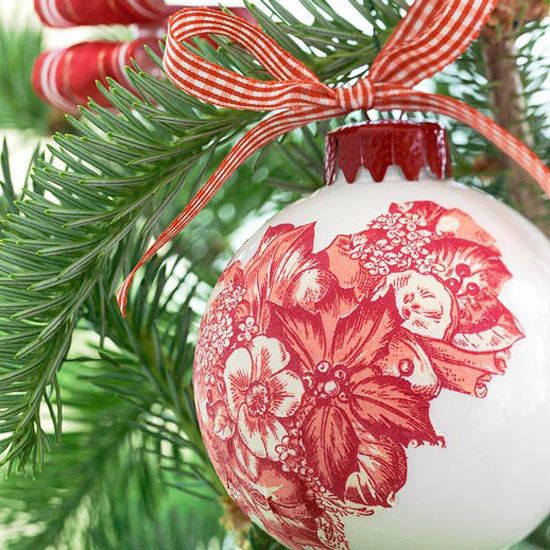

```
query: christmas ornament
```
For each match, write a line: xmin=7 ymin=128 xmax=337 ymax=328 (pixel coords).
xmin=32 ymin=39 xmax=160 ymax=113
xmin=191 ymin=121 xmax=550 ymax=550
xmin=113 ymin=3 xmax=550 ymax=548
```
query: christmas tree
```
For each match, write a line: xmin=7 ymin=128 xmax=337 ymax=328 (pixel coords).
xmin=0 ymin=1 xmax=548 ymax=548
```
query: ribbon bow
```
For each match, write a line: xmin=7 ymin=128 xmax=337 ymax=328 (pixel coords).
xmin=117 ymin=0 xmax=550 ymax=315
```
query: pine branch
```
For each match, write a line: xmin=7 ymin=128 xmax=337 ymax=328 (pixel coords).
xmin=0 ymin=247 xmax=233 ymax=548
xmin=0 ymin=0 xmax=402 ymax=474
xmin=0 ymin=362 xmax=153 ymax=549
xmin=250 ymin=0 xmax=405 ymax=81
xmin=0 ymin=66 xmax=259 ymax=474
xmin=0 ymin=359 xmax=222 ymax=550
xmin=83 ymin=249 xmax=225 ymax=497
xmin=0 ymin=140 xmax=18 ymax=217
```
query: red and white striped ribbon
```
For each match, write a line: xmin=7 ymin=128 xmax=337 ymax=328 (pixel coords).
xmin=32 ymin=39 xmax=161 ymax=114
xmin=33 ymin=3 xmax=255 ymax=113
xmin=117 ymin=1 xmax=550 ymax=315
xmin=35 ymin=0 xmax=255 ymax=27
xmin=34 ymin=0 xmax=168 ymax=27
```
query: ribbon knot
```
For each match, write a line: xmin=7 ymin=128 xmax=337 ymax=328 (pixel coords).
xmin=117 ymin=2 xmax=549 ymax=316
xmin=334 ymin=80 xmax=375 ymax=111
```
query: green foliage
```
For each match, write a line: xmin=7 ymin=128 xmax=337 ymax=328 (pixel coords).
xmin=0 ymin=366 xmax=158 ymax=550
xmin=0 ymin=66 xmax=251 ymax=475
xmin=0 ymin=358 xmax=222 ymax=550
xmin=527 ymin=519 xmax=550 ymax=550
xmin=248 ymin=0 xmax=406 ymax=81
xmin=0 ymin=0 xmax=401 ymax=477
xmin=0 ymin=23 xmax=48 ymax=132
xmin=0 ymin=244 xmax=225 ymax=549
xmin=0 ymin=0 xmax=547 ymax=548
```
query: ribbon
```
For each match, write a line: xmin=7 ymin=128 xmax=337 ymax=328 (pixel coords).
xmin=33 ymin=2 xmax=255 ymax=113
xmin=33 ymin=39 xmax=161 ymax=114
xmin=117 ymin=1 xmax=550 ymax=316
xmin=35 ymin=0 xmax=255 ymax=27
xmin=34 ymin=0 xmax=168 ymax=27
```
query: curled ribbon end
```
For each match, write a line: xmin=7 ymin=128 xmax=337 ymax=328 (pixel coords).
xmin=116 ymin=276 xmax=133 ymax=319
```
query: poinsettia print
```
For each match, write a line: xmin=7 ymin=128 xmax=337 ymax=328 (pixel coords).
xmin=194 ymin=200 xmax=523 ymax=550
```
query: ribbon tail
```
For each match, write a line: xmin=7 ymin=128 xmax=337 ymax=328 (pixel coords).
xmin=375 ymin=90 xmax=550 ymax=195
xmin=117 ymin=106 xmax=344 ymax=316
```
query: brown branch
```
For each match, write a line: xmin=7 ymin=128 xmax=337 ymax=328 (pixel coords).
xmin=480 ymin=2 xmax=550 ymax=237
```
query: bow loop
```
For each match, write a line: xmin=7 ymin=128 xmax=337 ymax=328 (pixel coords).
xmin=369 ymin=0 xmax=498 ymax=87
xmin=117 ymin=2 xmax=550 ymax=317
xmin=164 ymin=8 xmax=328 ymax=112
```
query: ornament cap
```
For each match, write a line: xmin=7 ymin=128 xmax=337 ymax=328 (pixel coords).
xmin=325 ymin=121 xmax=452 ymax=185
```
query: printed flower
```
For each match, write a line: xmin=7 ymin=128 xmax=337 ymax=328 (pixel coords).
xmin=325 ymin=233 xmax=381 ymax=301
xmin=419 ymin=337 xmax=511 ymax=398
xmin=396 ymin=200 xmax=495 ymax=246
xmin=224 ymin=336 xmax=305 ymax=461
xmin=207 ymin=262 xmax=246 ymax=315
xmin=372 ymin=270 xmax=455 ymax=340
xmin=195 ymin=263 xmax=247 ymax=373
xmin=325 ymin=208 xmax=437 ymax=302
xmin=226 ymin=467 xmax=321 ymax=550
xmin=414 ymin=252 xmax=445 ymax=275
xmin=364 ymin=251 xmax=402 ymax=276
xmin=271 ymin=302 xmax=438 ymax=501
xmin=345 ymin=432 xmax=407 ymax=507
xmin=238 ymin=316 xmax=259 ymax=342
xmin=368 ymin=211 xmax=433 ymax=252
xmin=212 ymin=311 xmax=234 ymax=352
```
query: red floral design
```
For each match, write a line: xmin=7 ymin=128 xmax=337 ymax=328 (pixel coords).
xmin=194 ymin=201 xmax=523 ymax=549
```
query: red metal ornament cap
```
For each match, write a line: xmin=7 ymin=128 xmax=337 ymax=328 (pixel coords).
xmin=325 ymin=121 xmax=453 ymax=185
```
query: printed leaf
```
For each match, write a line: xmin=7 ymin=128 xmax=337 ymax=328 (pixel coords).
xmin=303 ymin=404 xmax=359 ymax=497
xmin=351 ymin=376 xmax=438 ymax=445
xmin=346 ymin=435 xmax=407 ymax=507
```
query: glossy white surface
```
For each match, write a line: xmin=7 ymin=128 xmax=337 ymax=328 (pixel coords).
xmin=235 ymin=167 xmax=550 ymax=550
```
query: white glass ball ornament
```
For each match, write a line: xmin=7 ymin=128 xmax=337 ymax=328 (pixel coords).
xmin=194 ymin=122 xmax=550 ymax=550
